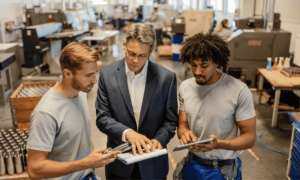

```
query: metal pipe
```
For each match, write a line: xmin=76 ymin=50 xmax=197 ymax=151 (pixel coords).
xmin=8 ymin=129 xmax=13 ymax=134
xmin=0 ymin=150 xmax=6 ymax=176
xmin=8 ymin=140 xmax=15 ymax=145
xmin=6 ymin=150 xmax=15 ymax=175
xmin=21 ymin=144 xmax=27 ymax=167
xmin=14 ymin=148 xmax=23 ymax=174
xmin=23 ymin=129 xmax=29 ymax=135
xmin=266 ymin=0 xmax=275 ymax=31
xmin=4 ymin=134 xmax=10 ymax=139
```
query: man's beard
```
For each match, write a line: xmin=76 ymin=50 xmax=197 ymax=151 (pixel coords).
xmin=195 ymin=75 xmax=207 ymax=85
xmin=71 ymin=78 xmax=93 ymax=93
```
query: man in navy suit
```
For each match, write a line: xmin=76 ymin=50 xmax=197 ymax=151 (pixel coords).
xmin=95 ymin=23 xmax=179 ymax=179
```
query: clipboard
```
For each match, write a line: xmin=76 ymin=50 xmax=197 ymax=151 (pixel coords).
xmin=117 ymin=149 xmax=168 ymax=165
xmin=173 ymin=138 xmax=213 ymax=152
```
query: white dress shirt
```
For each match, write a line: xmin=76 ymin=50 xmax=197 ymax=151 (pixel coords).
xmin=122 ymin=60 xmax=149 ymax=142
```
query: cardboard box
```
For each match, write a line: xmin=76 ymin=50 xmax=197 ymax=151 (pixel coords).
xmin=158 ymin=45 xmax=172 ymax=56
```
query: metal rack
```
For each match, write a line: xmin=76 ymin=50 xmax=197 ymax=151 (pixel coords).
xmin=0 ymin=129 xmax=29 ymax=179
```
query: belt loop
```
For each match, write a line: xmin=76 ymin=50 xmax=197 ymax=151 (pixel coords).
xmin=190 ymin=152 xmax=193 ymax=163
xmin=213 ymin=160 xmax=218 ymax=170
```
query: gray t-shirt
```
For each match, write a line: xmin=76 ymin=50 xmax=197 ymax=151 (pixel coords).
xmin=27 ymin=88 xmax=93 ymax=180
xmin=179 ymin=73 xmax=256 ymax=160
xmin=213 ymin=28 xmax=233 ymax=40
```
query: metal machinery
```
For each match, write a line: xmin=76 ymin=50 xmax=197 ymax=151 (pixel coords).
xmin=22 ymin=22 xmax=63 ymax=81
xmin=234 ymin=13 xmax=281 ymax=30
xmin=25 ymin=9 xmax=92 ymax=48
xmin=227 ymin=29 xmax=291 ymax=87
xmin=21 ymin=8 xmax=98 ymax=81
xmin=171 ymin=18 xmax=185 ymax=35
xmin=226 ymin=0 xmax=290 ymax=88
xmin=179 ymin=10 xmax=214 ymax=37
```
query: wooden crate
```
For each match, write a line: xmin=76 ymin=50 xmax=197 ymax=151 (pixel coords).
xmin=0 ymin=172 xmax=30 ymax=180
xmin=157 ymin=54 xmax=173 ymax=60
xmin=10 ymin=81 xmax=57 ymax=126
xmin=17 ymin=122 xmax=31 ymax=133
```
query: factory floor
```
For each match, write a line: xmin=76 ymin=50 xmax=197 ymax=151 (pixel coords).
xmin=0 ymin=30 xmax=294 ymax=180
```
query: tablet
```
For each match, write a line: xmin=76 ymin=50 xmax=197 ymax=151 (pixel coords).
xmin=173 ymin=138 xmax=213 ymax=152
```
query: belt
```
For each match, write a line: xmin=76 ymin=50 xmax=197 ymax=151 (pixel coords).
xmin=189 ymin=152 xmax=235 ymax=169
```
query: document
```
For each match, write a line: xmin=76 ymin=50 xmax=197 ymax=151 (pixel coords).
xmin=117 ymin=149 xmax=168 ymax=165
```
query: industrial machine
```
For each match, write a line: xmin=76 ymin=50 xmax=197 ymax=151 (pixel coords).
xmin=226 ymin=0 xmax=290 ymax=88
xmin=171 ymin=18 xmax=185 ymax=35
xmin=227 ymin=29 xmax=291 ymax=87
xmin=22 ymin=22 xmax=62 ymax=68
xmin=25 ymin=9 xmax=92 ymax=48
xmin=234 ymin=13 xmax=281 ymax=30
xmin=179 ymin=10 xmax=213 ymax=37
xmin=21 ymin=22 xmax=63 ymax=81
xmin=234 ymin=18 xmax=264 ymax=29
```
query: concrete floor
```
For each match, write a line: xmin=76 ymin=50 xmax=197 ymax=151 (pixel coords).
xmin=0 ymin=30 xmax=294 ymax=180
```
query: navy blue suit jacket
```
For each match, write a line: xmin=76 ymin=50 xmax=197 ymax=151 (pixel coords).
xmin=95 ymin=59 xmax=178 ymax=179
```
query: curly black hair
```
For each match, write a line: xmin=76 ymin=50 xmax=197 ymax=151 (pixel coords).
xmin=180 ymin=33 xmax=230 ymax=70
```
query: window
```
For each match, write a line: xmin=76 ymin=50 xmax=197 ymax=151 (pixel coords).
xmin=91 ymin=0 xmax=108 ymax=5
xmin=146 ymin=0 xmax=153 ymax=6
xmin=137 ymin=0 xmax=143 ymax=6
xmin=191 ymin=0 xmax=198 ymax=10
xmin=182 ymin=0 xmax=191 ymax=10
xmin=207 ymin=0 xmax=223 ymax=11
xmin=227 ymin=0 xmax=237 ymax=13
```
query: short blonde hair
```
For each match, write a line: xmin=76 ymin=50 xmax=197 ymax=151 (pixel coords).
xmin=59 ymin=42 xmax=100 ymax=74
xmin=125 ymin=23 xmax=156 ymax=48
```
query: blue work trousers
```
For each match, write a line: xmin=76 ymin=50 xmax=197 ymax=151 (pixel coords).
xmin=182 ymin=157 xmax=242 ymax=180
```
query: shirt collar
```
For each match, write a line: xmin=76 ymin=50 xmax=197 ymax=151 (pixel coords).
xmin=125 ymin=59 xmax=149 ymax=77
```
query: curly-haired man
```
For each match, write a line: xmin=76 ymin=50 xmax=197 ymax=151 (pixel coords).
xmin=177 ymin=33 xmax=256 ymax=180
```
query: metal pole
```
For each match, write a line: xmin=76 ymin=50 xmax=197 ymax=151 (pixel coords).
xmin=50 ymin=0 xmax=54 ymax=10
xmin=69 ymin=0 xmax=73 ymax=9
xmin=266 ymin=0 xmax=275 ymax=31
xmin=62 ymin=0 xmax=66 ymax=11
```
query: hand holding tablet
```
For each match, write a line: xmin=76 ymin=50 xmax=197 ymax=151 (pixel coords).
xmin=173 ymin=138 xmax=214 ymax=152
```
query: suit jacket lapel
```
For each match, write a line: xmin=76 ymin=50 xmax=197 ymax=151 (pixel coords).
xmin=115 ymin=59 xmax=135 ymax=119
xmin=139 ymin=61 xmax=158 ymax=126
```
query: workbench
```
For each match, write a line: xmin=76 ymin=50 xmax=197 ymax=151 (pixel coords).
xmin=0 ymin=43 xmax=21 ymax=87
xmin=257 ymin=68 xmax=300 ymax=127
xmin=80 ymin=30 xmax=119 ymax=54
xmin=286 ymin=112 xmax=300 ymax=180
xmin=0 ymin=53 xmax=15 ymax=106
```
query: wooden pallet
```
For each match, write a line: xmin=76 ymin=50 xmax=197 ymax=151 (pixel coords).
xmin=157 ymin=54 xmax=172 ymax=60
xmin=0 ymin=170 xmax=29 ymax=180
xmin=261 ymin=91 xmax=300 ymax=111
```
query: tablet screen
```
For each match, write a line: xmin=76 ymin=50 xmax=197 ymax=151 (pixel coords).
xmin=173 ymin=138 xmax=213 ymax=152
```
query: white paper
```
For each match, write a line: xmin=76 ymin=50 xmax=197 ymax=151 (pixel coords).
xmin=117 ymin=149 xmax=168 ymax=165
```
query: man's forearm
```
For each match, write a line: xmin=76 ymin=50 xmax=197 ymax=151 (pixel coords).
xmin=217 ymin=132 xmax=256 ymax=150
xmin=28 ymin=158 xmax=89 ymax=179
xmin=177 ymin=124 xmax=190 ymax=139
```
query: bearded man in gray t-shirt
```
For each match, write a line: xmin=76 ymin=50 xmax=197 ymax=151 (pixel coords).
xmin=27 ymin=42 xmax=121 ymax=180
xmin=177 ymin=33 xmax=256 ymax=180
